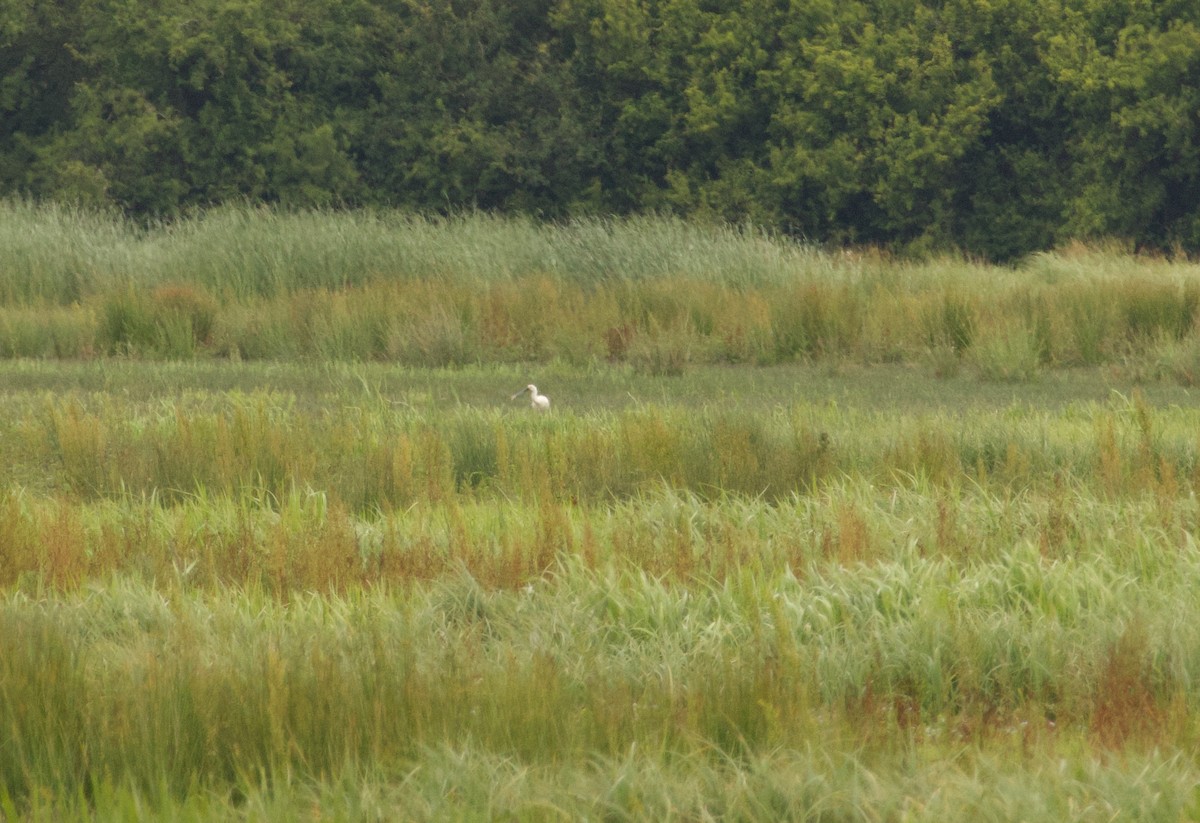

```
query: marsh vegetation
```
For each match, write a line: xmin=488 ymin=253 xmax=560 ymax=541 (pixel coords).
xmin=4 ymin=206 xmax=1200 ymax=819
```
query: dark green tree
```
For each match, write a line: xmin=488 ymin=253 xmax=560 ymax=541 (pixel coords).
xmin=0 ymin=0 xmax=87 ymax=196
xmin=1048 ymin=0 xmax=1200 ymax=249
xmin=357 ymin=0 xmax=590 ymax=214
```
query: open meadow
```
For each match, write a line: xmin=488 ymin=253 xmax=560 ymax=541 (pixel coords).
xmin=5 ymin=205 xmax=1200 ymax=819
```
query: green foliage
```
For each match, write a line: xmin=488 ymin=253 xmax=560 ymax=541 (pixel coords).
xmin=2 ymin=0 xmax=1199 ymax=256
xmin=6 ymin=352 xmax=1200 ymax=816
xmin=6 ymin=481 xmax=1200 ymax=817
xmin=1047 ymin=9 xmax=1200 ymax=249
xmin=6 ymin=205 xmax=1200 ymax=369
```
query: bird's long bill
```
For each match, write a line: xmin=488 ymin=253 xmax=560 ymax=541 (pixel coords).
xmin=511 ymin=388 xmax=527 ymax=400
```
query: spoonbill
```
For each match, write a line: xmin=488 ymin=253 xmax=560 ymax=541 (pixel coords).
xmin=512 ymin=384 xmax=550 ymax=411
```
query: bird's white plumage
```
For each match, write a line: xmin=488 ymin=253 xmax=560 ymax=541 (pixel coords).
xmin=512 ymin=383 xmax=550 ymax=411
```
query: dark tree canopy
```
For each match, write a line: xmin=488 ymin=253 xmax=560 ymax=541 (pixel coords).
xmin=3 ymin=0 xmax=1199 ymax=259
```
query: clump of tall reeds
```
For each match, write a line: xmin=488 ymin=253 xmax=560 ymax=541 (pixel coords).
xmin=5 ymin=535 xmax=1200 ymax=815
xmin=11 ymin=384 xmax=1199 ymax=514
xmin=4 ymin=202 xmax=1200 ymax=376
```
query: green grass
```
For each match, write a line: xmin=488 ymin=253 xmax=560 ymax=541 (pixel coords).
xmin=2 ymin=361 xmax=1197 ymax=508
xmin=5 ymin=201 xmax=1200 ymax=374
xmin=5 ymin=533 xmax=1200 ymax=819
xmin=8 ymin=205 xmax=1200 ymax=818
xmin=3 ymin=359 xmax=1200 ymax=818
xmin=0 ymin=201 xmax=821 ymax=300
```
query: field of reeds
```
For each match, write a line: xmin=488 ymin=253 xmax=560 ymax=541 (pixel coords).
xmin=6 ymin=200 xmax=1200 ymax=381
xmin=5 ymin=204 xmax=1200 ymax=819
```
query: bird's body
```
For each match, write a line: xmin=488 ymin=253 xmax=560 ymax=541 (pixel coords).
xmin=512 ymin=383 xmax=550 ymax=411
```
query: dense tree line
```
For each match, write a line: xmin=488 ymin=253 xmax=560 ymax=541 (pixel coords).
xmin=2 ymin=0 xmax=1198 ymax=259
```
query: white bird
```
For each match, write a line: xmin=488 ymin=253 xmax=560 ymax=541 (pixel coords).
xmin=512 ymin=383 xmax=550 ymax=411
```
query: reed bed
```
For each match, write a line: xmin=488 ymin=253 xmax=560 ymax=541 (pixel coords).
xmin=4 ymin=202 xmax=1200 ymax=376
xmin=1 ymin=470 xmax=1198 ymax=591
xmin=7 ymin=381 xmax=1199 ymax=510
xmin=6 ymin=204 xmax=1200 ymax=817
xmin=4 ymin=531 xmax=1200 ymax=819
xmin=2 ymin=361 xmax=1200 ymax=819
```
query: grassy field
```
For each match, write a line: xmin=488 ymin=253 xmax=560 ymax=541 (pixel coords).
xmin=6 ymin=200 xmax=1200 ymax=380
xmin=5 ymin=205 xmax=1200 ymax=819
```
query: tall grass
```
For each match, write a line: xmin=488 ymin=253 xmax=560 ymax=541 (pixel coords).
xmin=9 ymin=746 xmax=1200 ymax=821
xmin=2 ymin=376 xmax=1200 ymax=817
xmin=0 ymin=201 xmax=823 ymax=300
xmin=2 ymin=467 xmax=1198 ymax=592
xmin=5 ymin=535 xmax=1200 ymax=817
xmin=8 ymin=384 xmax=1198 ymax=510
xmin=8 ymin=205 xmax=1200 ymax=818
xmin=4 ymin=202 xmax=1200 ymax=375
